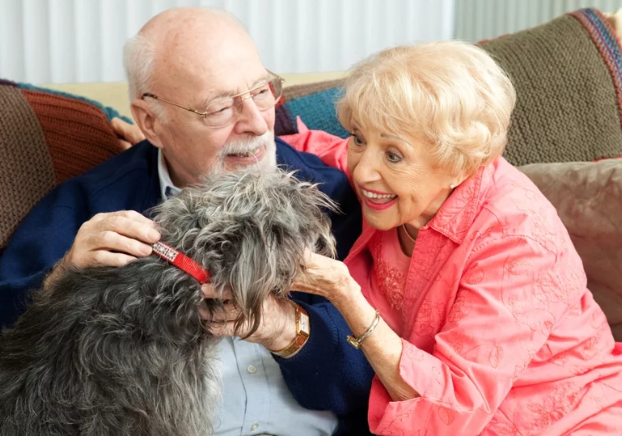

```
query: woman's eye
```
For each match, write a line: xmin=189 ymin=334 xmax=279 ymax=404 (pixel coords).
xmin=351 ymin=134 xmax=364 ymax=146
xmin=386 ymin=151 xmax=402 ymax=163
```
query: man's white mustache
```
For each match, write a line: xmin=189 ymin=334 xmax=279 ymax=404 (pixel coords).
xmin=220 ymin=131 xmax=272 ymax=155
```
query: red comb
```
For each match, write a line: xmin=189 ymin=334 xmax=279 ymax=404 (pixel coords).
xmin=151 ymin=241 xmax=210 ymax=284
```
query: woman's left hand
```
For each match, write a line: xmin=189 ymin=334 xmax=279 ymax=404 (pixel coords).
xmin=111 ymin=117 xmax=145 ymax=150
xmin=291 ymin=251 xmax=359 ymax=306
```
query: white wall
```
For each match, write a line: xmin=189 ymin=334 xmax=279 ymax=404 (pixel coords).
xmin=0 ymin=0 xmax=455 ymax=84
xmin=455 ymin=0 xmax=622 ymax=42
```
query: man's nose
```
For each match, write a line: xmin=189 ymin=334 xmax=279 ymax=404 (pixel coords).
xmin=233 ymin=96 xmax=269 ymax=136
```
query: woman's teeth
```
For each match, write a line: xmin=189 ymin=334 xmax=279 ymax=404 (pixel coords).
xmin=361 ymin=189 xmax=396 ymax=200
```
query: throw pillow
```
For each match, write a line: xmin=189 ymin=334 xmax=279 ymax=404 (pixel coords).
xmin=519 ymin=159 xmax=622 ymax=340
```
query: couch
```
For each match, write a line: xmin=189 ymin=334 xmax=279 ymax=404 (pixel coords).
xmin=1 ymin=8 xmax=621 ymax=340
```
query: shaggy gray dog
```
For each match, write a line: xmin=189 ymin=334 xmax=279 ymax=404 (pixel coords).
xmin=0 ymin=170 xmax=336 ymax=436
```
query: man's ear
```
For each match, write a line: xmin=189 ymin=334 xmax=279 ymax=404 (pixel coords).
xmin=131 ymin=99 xmax=164 ymax=149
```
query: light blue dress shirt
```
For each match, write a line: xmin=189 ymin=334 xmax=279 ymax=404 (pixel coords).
xmin=157 ymin=150 xmax=338 ymax=436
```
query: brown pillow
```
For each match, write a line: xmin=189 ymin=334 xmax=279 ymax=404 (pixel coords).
xmin=519 ymin=160 xmax=622 ymax=340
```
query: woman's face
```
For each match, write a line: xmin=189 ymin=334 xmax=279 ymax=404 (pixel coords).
xmin=347 ymin=122 xmax=458 ymax=232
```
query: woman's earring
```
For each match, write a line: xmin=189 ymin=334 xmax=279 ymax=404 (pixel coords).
xmin=450 ymin=183 xmax=456 ymax=190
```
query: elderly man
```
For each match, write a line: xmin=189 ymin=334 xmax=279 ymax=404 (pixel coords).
xmin=0 ymin=8 xmax=372 ymax=436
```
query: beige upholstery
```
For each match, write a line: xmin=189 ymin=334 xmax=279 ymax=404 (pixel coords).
xmin=520 ymin=160 xmax=622 ymax=341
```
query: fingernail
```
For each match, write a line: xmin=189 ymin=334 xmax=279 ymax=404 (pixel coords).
xmin=148 ymin=229 xmax=160 ymax=241
xmin=140 ymin=245 xmax=152 ymax=256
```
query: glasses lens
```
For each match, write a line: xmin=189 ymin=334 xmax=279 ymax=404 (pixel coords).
xmin=203 ymin=102 xmax=235 ymax=128
xmin=270 ymin=77 xmax=283 ymax=103
xmin=252 ymin=78 xmax=282 ymax=110
xmin=204 ymin=77 xmax=283 ymax=128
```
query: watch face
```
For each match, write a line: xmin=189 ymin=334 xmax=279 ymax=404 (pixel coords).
xmin=300 ymin=313 xmax=310 ymax=334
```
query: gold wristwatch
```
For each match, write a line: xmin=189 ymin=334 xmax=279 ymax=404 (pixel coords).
xmin=271 ymin=300 xmax=310 ymax=359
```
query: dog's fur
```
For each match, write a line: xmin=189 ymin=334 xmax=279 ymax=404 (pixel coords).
xmin=0 ymin=170 xmax=336 ymax=436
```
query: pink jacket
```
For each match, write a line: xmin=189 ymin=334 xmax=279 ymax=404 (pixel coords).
xmin=284 ymin=124 xmax=622 ymax=435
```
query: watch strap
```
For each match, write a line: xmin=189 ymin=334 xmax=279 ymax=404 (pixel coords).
xmin=271 ymin=300 xmax=310 ymax=358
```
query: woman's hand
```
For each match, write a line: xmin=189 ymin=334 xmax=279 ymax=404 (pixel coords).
xmin=292 ymin=251 xmax=359 ymax=308
xmin=294 ymin=251 xmax=418 ymax=401
xmin=111 ymin=117 xmax=146 ymax=150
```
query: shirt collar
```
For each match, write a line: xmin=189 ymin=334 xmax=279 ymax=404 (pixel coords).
xmin=157 ymin=149 xmax=181 ymax=200
xmin=426 ymin=161 xmax=495 ymax=244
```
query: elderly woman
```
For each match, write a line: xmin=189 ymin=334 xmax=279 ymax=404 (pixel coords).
xmin=287 ymin=41 xmax=622 ymax=435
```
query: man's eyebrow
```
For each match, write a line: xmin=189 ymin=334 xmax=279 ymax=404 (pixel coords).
xmin=198 ymin=74 xmax=272 ymax=109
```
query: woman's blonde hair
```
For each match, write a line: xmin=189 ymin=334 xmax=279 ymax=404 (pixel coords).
xmin=337 ymin=40 xmax=516 ymax=177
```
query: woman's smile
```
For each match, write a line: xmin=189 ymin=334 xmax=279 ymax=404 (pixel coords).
xmin=360 ymin=187 xmax=398 ymax=211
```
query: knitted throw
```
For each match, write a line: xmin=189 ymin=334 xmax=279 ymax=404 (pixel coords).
xmin=0 ymin=85 xmax=55 ymax=250
xmin=479 ymin=9 xmax=622 ymax=165
xmin=0 ymin=82 xmax=124 ymax=251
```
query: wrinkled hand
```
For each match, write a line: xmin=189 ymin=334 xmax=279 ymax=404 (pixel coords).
xmin=65 ymin=210 xmax=160 ymax=268
xmin=200 ymin=285 xmax=297 ymax=351
xmin=45 ymin=211 xmax=160 ymax=289
xmin=111 ymin=117 xmax=145 ymax=150
xmin=291 ymin=251 xmax=357 ymax=306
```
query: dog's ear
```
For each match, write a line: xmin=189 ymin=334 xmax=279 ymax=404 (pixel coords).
xmin=222 ymin=172 xmax=338 ymax=338
xmin=226 ymin=219 xmax=278 ymax=337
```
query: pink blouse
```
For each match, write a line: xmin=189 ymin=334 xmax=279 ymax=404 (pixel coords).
xmin=284 ymin=124 xmax=622 ymax=435
xmin=368 ymin=228 xmax=410 ymax=336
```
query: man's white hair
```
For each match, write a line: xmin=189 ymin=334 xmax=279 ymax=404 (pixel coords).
xmin=123 ymin=32 xmax=167 ymax=120
xmin=123 ymin=33 xmax=153 ymax=102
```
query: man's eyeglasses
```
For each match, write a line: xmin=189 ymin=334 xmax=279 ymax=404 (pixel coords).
xmin=142 ymin=73 xmax=284 ymax=128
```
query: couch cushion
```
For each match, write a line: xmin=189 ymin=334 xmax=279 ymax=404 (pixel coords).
xmin=519 ymin=159 xmax=622 ymax=340
xmin=276 ymin=79 xmax=346 ymax=137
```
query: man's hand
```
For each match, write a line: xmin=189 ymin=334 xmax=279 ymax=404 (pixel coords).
xmin=200 ymin=285 xmax=297 ymax=352
xmin=111 ymin=117 xmax=146 ymax=150
xmin=45 ymin=211 xmax=160 ymax=288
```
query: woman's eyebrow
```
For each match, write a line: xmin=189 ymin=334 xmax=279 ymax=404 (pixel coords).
xmin=381 ymin=133 xmax=414 ymax=148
